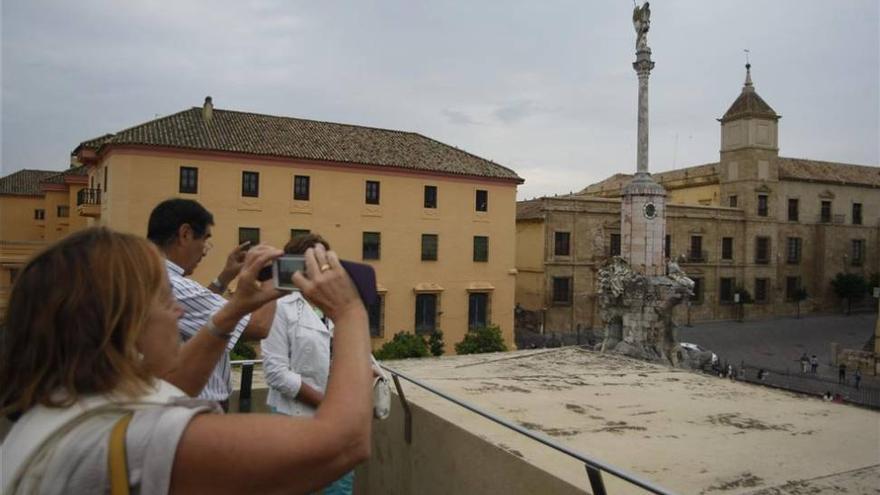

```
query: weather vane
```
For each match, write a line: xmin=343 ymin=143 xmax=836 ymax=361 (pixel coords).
xmin=744 ymin=48 xmax=750 ymax=65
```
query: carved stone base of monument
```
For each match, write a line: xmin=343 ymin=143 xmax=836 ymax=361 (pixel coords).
xmin=597 ymin=258 xmax=692 ymax=366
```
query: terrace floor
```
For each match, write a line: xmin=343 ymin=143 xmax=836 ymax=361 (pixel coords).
xmin=381 ymin=347 xmax=880 ymax=494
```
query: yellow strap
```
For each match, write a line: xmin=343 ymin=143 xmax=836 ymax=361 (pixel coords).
xmin=108 ymin=412 xmax=133 ymax=495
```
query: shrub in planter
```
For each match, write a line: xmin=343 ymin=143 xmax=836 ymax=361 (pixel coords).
xmin=374 ymin=331 xmax=430 ymax=360
xmin=455 ymin=325 xmax=508 ymax=355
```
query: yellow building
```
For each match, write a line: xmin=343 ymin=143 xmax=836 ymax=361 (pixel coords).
xmin=68 ymin=97 xmax=523 ymax=352
xmin=0 ymin=167 xmax=89 ymax=314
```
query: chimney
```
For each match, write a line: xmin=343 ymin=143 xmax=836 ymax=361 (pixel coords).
xmin=203 ymin=96 xmax=213 ymax=122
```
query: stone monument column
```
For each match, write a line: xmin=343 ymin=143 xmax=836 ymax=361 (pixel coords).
xmin=621 ymin=1 xmax=666 ymax=276
xmin=599 ymin=2 xmax=694 ymax=367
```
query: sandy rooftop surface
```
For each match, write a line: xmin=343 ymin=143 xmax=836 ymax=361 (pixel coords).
xmin=375 ymin=347 xmax=880 ymax=494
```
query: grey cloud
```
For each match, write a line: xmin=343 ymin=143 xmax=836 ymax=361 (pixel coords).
xmin=492 ymin=100 xmax=556 ymax=124
xmin=442 ymin=109 xmax=481 ymax=126
xmin=1 ymin=0 xmax=877 ymax=202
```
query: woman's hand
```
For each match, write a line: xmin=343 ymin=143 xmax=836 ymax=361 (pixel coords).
xmin=226 ymin=244 xmax=284 ymax=318
xmin=293 ymin=244 xmax=363 ymax=322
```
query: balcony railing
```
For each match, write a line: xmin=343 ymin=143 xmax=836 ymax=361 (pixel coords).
xmin=231 ymin=360 xmax=675 ymax=495
xmin=817 ymin=213 xmax=845 ymax=224
xmin=686 ymin=250 xmax=707 ymax=263
xmin=77 ymin=188 xmax=102 ymax=206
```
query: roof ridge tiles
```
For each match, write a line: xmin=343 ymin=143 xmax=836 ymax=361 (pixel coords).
xmin=74 ymin=103 xmax=523 ymax=182
xmin=207 ymin=107 xmax=418 ymax=137
xmin=410 ymin=132 xmax=519 ymax=176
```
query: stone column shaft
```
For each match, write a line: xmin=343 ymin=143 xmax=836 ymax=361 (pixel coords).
xmin=633 ymin=49 xmax=655 ymax=175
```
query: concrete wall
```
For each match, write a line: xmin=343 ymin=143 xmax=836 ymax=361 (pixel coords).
xmin=0 ymin=183 xmax=86 ymax=315
xmin=87 ymin=148 xmax=520 ymax=352
xmin=0 ymin=195 xmax=45 ymax=241
xmin=515 ymin=220 xmax=545 ymax=310
xmin=667 ymin=183 xmax=719 ymax=205
xmin=355 ymin=396 xmax=584 ymax=495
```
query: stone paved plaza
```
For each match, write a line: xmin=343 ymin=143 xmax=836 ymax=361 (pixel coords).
xmin=679 ymin=312 xmax=879 ymax=389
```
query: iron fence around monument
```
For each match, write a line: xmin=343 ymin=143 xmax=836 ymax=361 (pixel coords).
xmin=735 ymin=361 xmax=880 ymax=409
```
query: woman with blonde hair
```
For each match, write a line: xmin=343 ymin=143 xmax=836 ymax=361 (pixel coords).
xmin=1 ymin=227 xmax=372 ymax=494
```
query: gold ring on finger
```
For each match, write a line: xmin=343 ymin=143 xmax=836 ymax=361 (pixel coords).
xmin=320 ymin=264 xmax=331 ymax=273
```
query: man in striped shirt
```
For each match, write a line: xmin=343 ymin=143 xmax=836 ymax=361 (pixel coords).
xmin=148 ymin=199 xmax=276 ymax=409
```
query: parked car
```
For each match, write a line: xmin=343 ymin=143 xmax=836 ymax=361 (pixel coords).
xmin=680 ymin=342 xmax=719 ymax=365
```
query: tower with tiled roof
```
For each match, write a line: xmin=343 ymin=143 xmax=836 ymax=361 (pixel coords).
xmin=717 ymin=64 xmax=782 ymax=213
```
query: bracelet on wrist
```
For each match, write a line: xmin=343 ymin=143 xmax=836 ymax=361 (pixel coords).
xmin=204 ymin=315 xmax=232 ymax=340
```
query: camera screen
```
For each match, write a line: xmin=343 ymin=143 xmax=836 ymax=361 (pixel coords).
xmin=274 ymin=255 xmax=306 ymax=291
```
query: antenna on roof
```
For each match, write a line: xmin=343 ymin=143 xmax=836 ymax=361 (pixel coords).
xmin=742 ymin=49 xmax=754 ymax=90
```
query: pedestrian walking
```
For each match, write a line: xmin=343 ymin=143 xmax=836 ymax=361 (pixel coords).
xmin=838 ymin=363 xmax=847 ymax=385
xmin=854 ymin=368 xmax=862 ymax=390
xmin=810 ymin=355 xmax=818 ymax=374
xmin=728 ymin=364 xmax=735 ymax=380
xmin=799 ymin=353 xmax=809 ymax=373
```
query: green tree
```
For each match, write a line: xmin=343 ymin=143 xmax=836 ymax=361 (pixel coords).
xmin=454 ymin=325 xmax=508 ymax=355
xmin=831 ymin=273 xmax=868 ymax=315
xmin=374 ymin=331 xmax=430 ymax=360
xmin=427 ymin=330 xmax=445 ymax=357
xmin=231 ymin=340 xmax=257 ymax=361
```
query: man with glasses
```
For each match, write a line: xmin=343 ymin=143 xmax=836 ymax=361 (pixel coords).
xmin=147 ymin=198 xmax=277 ymax=410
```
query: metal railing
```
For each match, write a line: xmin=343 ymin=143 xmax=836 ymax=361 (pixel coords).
xmin=817 ymin=213 xmax=845 ymax=224
xmin=76 ymin=188 xmax=101 ymax=206
xmin=736 ymin=361 xmax=880 ymax=409
xmin=231 ymin=359 xmax=262 ymax=413
xmin=230 ymin=359 xmax=675 ymax=494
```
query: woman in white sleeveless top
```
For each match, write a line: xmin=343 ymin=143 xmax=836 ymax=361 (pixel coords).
xmin=1 ymin=227 xmax=372 ymax=494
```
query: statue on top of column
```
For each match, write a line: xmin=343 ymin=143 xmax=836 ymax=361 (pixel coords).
xmin=632 ymin=1 xmax=651 ymax=50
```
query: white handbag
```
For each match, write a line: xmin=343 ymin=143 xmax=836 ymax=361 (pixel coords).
xmin=370 ymin=356 xmax=391 ymax=420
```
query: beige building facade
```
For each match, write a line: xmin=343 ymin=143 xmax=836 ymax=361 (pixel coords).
xmin=517 ymin=68 xmax=879 ymax=331
xmin=0 ymin=167 xmax=89 ymax=315
xmin=64 ymin=98 xmax=523 ymax=352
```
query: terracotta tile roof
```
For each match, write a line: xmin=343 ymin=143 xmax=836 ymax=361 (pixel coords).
xmin=516 ymin=199 xmax=546 ymax=220
xmin=578 ymin=173 xmax=634 ymax=196
xmin=76 ymin=133 xmax=115 ymax=151
xmin=580 ymin=157 xmax=879 ymax=197
xmin=720 ymin=90 xmax=778 ymax=122
xmin=76 ymin=106 xmax=523 ymax=182
xmin=779 ymin=157 xmax=880 ymax=188
xmin=40 ymin=165 xmax=89 ymax=185
xmin=578 ymin=163 xmax=719 ymax=197
xmin=0 ymin=169 xmax=60 ymax=196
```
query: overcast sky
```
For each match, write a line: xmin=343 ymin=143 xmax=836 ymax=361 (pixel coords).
xmin=2 ymin=0 xmax=878 ymax=199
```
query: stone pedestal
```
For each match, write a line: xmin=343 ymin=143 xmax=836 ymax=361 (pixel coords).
xmin=597 ymin=258 xmax=691 ymax=366
xmin=621 ymin=173 xmax=666 ymax=276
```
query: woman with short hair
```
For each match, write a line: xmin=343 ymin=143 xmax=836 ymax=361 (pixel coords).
xmin=262 ymin=233 xmax=355 ymax=494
